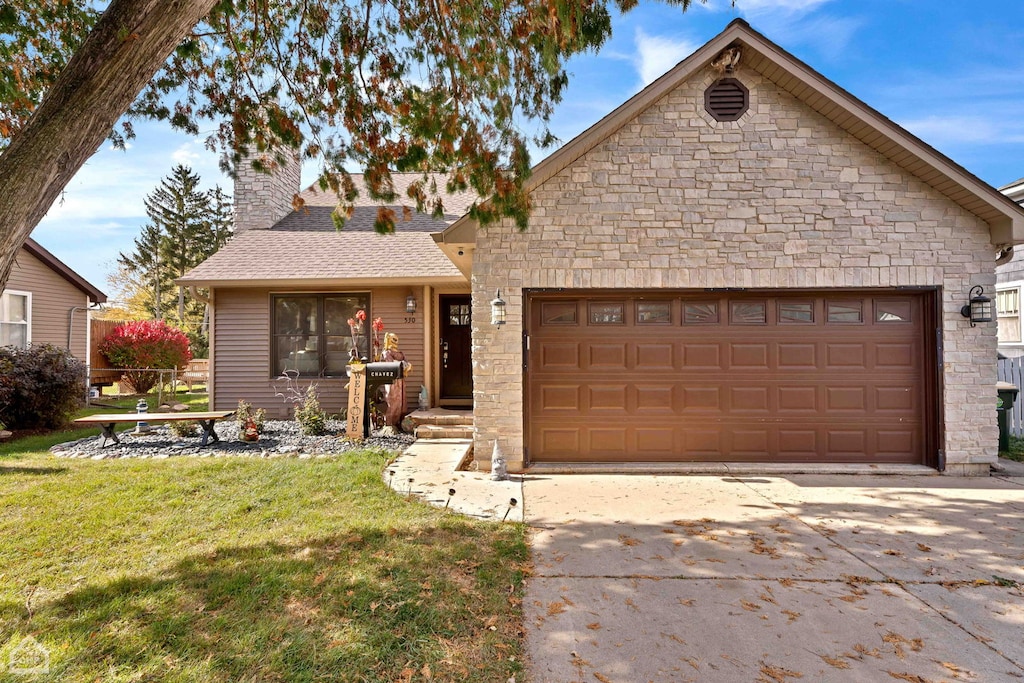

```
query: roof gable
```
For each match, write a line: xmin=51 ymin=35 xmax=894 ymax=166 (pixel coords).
xmin=179 ymin=174 xmax=475 ymax=286
xmin=22 ymin=238 xmax=106 ymax=303
xmin=438 ymin=18 xmax=1024 ymax=247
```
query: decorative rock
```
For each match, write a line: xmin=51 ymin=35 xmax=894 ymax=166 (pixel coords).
xmin=48 ymin=420 xmax=414 ymax=461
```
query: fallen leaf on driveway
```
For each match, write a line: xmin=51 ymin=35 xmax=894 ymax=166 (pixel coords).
xmin=886 ymin=673 xmax=931 ymax=682
xmin=852 ymin=644 xmax=882 ymax=659
xmin=547 ymin=601 xmax=566 ymax=616
xmin=618 ymin=534 xmax=642 ymax=546
xmin=758 ymin=661 xmax=803 ymax=681
xmin=819 ymin=655 xmax=850 ymax=669
xmin=916 ymin=543 xmax=932 ymax=552
xmin=586 ymin=622 xmax=602 ymax=630
xmin=782 ymin=609 xmax=800 ymax=623
xmin=593 ymin=673 xmax=613 ymax=683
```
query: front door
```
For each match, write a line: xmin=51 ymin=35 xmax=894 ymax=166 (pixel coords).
xmin=439 ymin=295 xmax=473 ymax=400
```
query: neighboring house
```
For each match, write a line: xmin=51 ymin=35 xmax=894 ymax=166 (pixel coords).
xmin=2 ymin=238 xmax=107 ymax=359
xmin=995 ymin=177 xmax=1024 ymax=357
xmin=182 ymin=20 xmax=1024 ymax=476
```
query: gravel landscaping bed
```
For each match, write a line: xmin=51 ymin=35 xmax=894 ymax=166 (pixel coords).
xmin=51 ymin=419 xmax=416 ymax=459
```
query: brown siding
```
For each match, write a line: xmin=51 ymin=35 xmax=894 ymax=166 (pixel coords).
xmin=212 ymin=286 xmax=426 ymax=418
xmin=6 ymin=247 xmax=89 ymax=359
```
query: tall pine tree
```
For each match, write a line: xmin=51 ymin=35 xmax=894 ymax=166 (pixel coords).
xmin=114 ymin=165 xmax=232 ymax=352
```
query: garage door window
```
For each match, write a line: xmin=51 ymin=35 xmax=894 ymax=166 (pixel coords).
xmin=683 ymin=302 xmax=718 ymax=324
xmin=778 ymin=302 xmax=814 ymax=324
xmin=875 ymin=300 xmax=912 ymax=323
xmin=637 ymin=302 xmax=671 ymax=324
xmin=589 ymin=302 xmax=624 ymax=324
xmin=826 ymin=301 xmax=863 ymax=323
xmin=542 ymin=302 xmax=577 ymax=325
xmin=730 ymin=301 xmax=766 ymax=324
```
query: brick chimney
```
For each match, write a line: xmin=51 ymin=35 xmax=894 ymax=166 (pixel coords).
xmin=233 ymin=150 xmax=302 ymax=231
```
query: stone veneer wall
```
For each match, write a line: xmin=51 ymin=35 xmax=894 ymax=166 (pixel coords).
xmin=471 ymin=65 xmax=997 ymax=476
xmin=233 ymin=151 xmax=302 ymax=231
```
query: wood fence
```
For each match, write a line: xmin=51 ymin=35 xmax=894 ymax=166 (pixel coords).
xmin=997 ymin=357 xmax=1024 ymax=437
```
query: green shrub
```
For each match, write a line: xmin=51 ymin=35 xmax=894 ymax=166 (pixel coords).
xmin=0 ymin=344 xmax=86 ymax=429
xmin=294 ymin=385 xmax=327 ymax=436
xmin=236 ymin=399 xmax=267 ymax=434
xmin=99 ymin=320 xmax=192 ymax=394
xmin=168 ymin=420 xmax=199 ymax=438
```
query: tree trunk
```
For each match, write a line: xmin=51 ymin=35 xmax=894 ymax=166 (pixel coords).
xmin=0 ymin=0 xmax=217 ymax=290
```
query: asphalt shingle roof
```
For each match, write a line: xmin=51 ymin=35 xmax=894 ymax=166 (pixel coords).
xmin=179 ymin=174 xmax=476 ymax=285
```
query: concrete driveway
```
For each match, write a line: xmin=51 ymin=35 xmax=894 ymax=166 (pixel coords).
xmin=522 ymin=473 xmax=1024 ymax=682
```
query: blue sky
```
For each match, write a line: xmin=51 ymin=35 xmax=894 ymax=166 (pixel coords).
xmin=31 ymin=0 xmax=1024 ymax=296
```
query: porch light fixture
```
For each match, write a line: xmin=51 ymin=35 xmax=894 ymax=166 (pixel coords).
xmin=405 ymin=294 xmax=417 ymax=315
xmin=491 ymin=289 xmax=507 ymax=326
xmin=960 ymin=285 xmax=993 ymax=327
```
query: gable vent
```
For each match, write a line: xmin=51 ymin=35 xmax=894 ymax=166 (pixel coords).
xmin=705 ymin=78 xmax=748 ymax=122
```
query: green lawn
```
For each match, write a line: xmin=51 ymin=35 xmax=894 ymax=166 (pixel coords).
xmin=0 ymin=402 xmax=528 ymax=682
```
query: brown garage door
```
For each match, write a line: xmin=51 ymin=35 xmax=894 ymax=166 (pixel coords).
xmin=526 ymin=290 xmax=937 ymax=465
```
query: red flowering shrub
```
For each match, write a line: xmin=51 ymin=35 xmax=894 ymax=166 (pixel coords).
xmin=100 ymin=320 xmax=192 ymax=394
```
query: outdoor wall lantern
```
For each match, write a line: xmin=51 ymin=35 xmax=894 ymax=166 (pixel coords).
xmin=405 ymin=294 xmax=417 ymax=315
xmin=491 ymin=289 xmax=507 ymax=326
xmin=960 ymin=285 xmax=993 ymax=327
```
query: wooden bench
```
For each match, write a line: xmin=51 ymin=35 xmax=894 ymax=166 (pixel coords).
xmin=180 ymin=359 xmax=210 ymax=392
xmin=74 ymin=411 xmax=235 ymax=448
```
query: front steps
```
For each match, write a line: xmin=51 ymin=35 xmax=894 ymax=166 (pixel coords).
xmin=408 ymin=408 xmax=474 ymax=440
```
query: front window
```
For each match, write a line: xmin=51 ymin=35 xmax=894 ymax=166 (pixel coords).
xmin=0 ymin=291 xmax=30 ymax=349
xmin=997 ymin=288 xmax=1021 ymax=343
xmin=272 ymin=293 xmax=370 ymax=376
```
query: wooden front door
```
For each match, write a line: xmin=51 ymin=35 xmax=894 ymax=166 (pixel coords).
xmin=440 ymin=295 xmax=473 ymax=400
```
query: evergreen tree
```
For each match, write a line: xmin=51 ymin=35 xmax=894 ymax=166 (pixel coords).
xmin=115 ymin=165 xmax=232 ymax=346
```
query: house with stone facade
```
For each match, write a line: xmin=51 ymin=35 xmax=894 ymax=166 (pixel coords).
xmin=182 ymin=19 xmax=1024 ymax=476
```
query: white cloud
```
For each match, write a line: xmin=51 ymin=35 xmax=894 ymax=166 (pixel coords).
xmin=632 ymin=28 xmax=700 ymax=87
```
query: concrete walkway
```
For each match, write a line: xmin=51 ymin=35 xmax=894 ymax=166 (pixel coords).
xmin=387 ymin=449 xmax=1024 ymax=682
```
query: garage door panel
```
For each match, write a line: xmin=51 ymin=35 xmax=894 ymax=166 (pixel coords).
xmin=778 ymin=430 xmax=818 ymax=455
xmin=778 ymin=343 xmax=817 ymax=369
xmin=636 ymin=385 xmax=676 ymax=411
xmin=635 ymin=343 xmax=675 ymax=370
xmin=777 ymin=386 xmax=819 ymax=412
xmin=538 ymin=428 xmax=580 ymax=456
xmin=540 ymin=342 xmax=580 ymax=369
xmin=877 ymin=429 xmax=915 ymax=455
xmin=682 ymin=343 xmax=722 ymax=369
xmin=587 ymin=343 xmax=628 ymax=369
xmin=731 ymin=386 xmax=771 ymax=412
xmin=827 ymin=430 xmax=867 ymax=454
xmin=730 ymin=343 xmax=770 ymax=368
xmin=826 ymin=343 xmax=867 ymax=368
xmin=875 ymin=386 xmax=916 ymax=412
xmin=826 ymin=386 xmax=867 ymax=411
xmin=537 ymin=385 xmax=581 ymax=411
xmin=589 ymin=429 xmax=627 ymax=454
xmin=683 ymin=386 xmax=722 ymax=411
xmin=636 ymin=428 xmax=676 ymax=454
xmin=527 ymin=291 xmax=931 ymax=465
xmin=875 ymin=343 xmax=915 ymax=368
xmin=589 ymin=385 xmax=629 ymax=411
xmin=729 ymin=428 xmax=771 ymax=456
